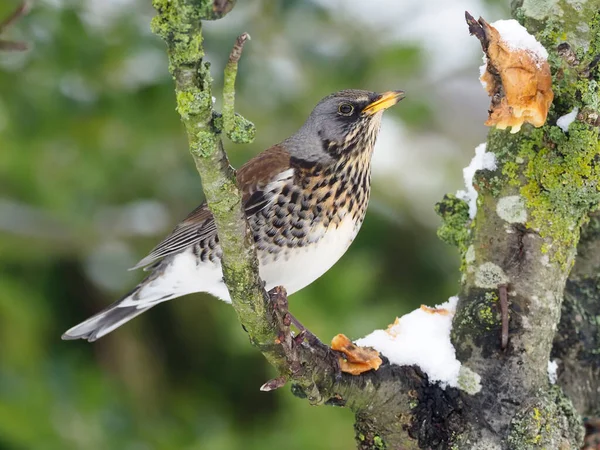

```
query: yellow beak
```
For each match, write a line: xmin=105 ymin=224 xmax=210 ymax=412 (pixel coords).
xmin=362 ymin=90 xmax=406 ymax=115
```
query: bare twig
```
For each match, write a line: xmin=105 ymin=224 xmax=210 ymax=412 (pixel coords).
xmin=0 ymin=1 xmax=30 ymax=52
xmin=499 ymin=284 xmax=509 ymax=350
xmin=0 ymin=1 xmax=29 ymax=30
xmin=464 ymin=11 xmax=489 ymax=51
xmin=260 ymin=376 xmax=287 ymax=392
xmin=228 ymin=32 xmax=250 ymax=65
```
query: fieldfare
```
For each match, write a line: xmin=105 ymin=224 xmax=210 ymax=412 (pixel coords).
xmin=63 ymin=89 xmax=405 ymax=342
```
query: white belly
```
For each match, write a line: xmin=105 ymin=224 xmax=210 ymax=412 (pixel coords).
xmin=126 ymin=218 xmax=360 ymax=306
xmin=259 ymin=218 xmax=359 ymax=295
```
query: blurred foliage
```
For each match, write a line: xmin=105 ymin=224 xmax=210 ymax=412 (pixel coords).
xmin=0 ymin=0 xmax=506 ymax=449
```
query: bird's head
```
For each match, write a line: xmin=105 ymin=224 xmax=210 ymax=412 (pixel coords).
xmin=285 ymin=89 xmax=405 ymax=164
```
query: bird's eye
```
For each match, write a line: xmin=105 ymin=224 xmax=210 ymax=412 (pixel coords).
xmin=338 ymin=103 xmax=354 ymax=115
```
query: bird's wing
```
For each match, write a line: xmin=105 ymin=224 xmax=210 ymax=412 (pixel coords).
xmin=130 ymin=145 xmax=292 ymax=270
xmin=237 ymin=144 xmax=292 ymax=215
xmin=129 ymin=204 xmax=215 ymax=270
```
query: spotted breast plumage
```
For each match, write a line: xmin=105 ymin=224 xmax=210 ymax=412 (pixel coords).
xmin=63 ymin=89 xmax=405 ymax=342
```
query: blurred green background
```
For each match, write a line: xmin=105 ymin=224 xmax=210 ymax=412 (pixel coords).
xmin=0 ymin=0 xmax=508 ymax=449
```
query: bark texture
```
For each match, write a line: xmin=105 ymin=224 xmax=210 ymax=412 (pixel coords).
xmin=152 ymin=0 xmax=600 ymax=448
xmin=553 ymin=212 xmax=600 ymax=418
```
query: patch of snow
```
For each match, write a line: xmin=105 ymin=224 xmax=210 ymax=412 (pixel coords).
xmin=491 ymin=19 xmax=549 ymax=61
xmin=456 ymin=143 xmax=497 ymax=219
xmin=479 ymin=55 xmax=488 ymax=89
xmin=355 ymin=297 xmax=464 ymax=388
xmin=557 ymin=107 xmax=579 ymax=132
xmin=548 ymin=360 xmax=558 ymax=384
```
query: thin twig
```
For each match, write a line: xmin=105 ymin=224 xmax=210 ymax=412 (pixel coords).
xmin=0 ymin=40 xmax=27 ymax=51
xmin=260 ymin=376 xmax=287 ymax=392
xmin=0 ymin=1 xmax=30 ymax=52
xmin=465 ymin=11 xmax=489 ymax=51
xmin=228 ymin=32 xmax=250 ymax=65
xmin=222 ymin=33 xmax=255 ymax=144
xmin=0 ymin=1 xmax=29 ymax=31
xmin=499 ymin=284 xmax=509 ymax=350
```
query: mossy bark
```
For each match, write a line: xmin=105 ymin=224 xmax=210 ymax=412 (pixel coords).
xmin=439 ymin=1 xmax=600 ymax=447
xmin=151 ymin=0 xmax=284 ymax=372
xmin=150 ymin=3 xmax=449 ymax=449
xmin=152 ymin=0 xmax=599 ymax=449
xmin=552 ymin=211 xmax=600 ymax=418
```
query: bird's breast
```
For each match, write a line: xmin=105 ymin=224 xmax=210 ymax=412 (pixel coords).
xmin=257 ymin=217 xmax=361 ymax=295
xmin=249 ymin=155 xmax=372 ymax=294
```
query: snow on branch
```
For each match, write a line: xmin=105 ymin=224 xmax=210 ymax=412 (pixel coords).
xmin=456 ymin=143 xmax=497 ymax=219
xmin=355 ymin=297 xmax=461 ymax=387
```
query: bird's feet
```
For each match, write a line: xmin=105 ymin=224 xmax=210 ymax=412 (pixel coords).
xmin=269 ymin=286 xmax=318 ymax=347
xmin=269 ymin=286 xmax=380 ymax=377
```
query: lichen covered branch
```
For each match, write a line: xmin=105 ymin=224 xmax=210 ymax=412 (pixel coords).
xmin=553 ymin=211 xmax=600 ymax=418
xmin=151 ymin=0 xmax=600 ymax=448
xmin=433 ymin=4 xmax=600 ymax=447
xmin=151 ymin=0 xmax=276 ymax=360
xmin=150 ymin=4 xmax=448 ymax=449
xmin=223 ymin=32 xmax=256 ymax=144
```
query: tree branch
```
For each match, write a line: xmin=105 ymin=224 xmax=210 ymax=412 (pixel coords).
xmin=439 ymin=2 xmax=600 ymax=446
xmin=222 ymin=32 xmax=256 ymax=144
xmin=0 ymin=1 xmax=29 ymax=52
xmin=152 ymin=0 xmax=600 ymax=448
xmin=151 ymin=0 xmax=280 ymax=365
xmin=553 ymin=211 xmax=600 ymax=418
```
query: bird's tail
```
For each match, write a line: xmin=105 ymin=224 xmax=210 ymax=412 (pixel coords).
xmin=61 ymin=287 xmax=155 ymax=342
xmin=62 ymin=249 xmax=221 ymax=342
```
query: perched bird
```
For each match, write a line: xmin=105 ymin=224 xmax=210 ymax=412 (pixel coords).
xmin=62 ymin=89 xmax=405 ymax=342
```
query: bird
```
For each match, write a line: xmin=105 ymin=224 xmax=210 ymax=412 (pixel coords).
xmin=62 ymin=89 xmax=405 ymax=342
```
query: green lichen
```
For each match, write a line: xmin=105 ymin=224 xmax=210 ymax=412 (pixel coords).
xmin=222 ymin=37 xmax=256 ymax=144
xmin=457 ymin=366 xmax=482 ymax=395
xmin=373 ymin=435 xmax=386 ymax=449
xmin=503 ymin=160 xmax=522 ymax=187
xmin=228 ymin=113 xmax=256 ymax=144
xmin=520 ymin=122 xmax=600 ymax=265
xmin=508 ymin=405 xmax=553 ymax=447
xmin=485 ymin=16 xmax=600 ymax=264
xmin=520 ymin=0 xmax=560 ymax=21
xmin=507 ymin=388 xmax=583 ymax=449
xmin=451 ymin=289 xmax=500 ymax=356
xmin=434 ymin=194 xmax=471 ymax=256
xmin=151 ymin=1 xmax=205 ymax=70
xmin=190 ymin=130 xmax=219 ymax=158
xmin=485 ymin=291 xmax=499 ymax=303
xmin=477 ymin=10 xmax=600 ymax=265
xmin=476 ymin=304 xmax=496 ymax=328
xmin=176 ymin=89 xmax=212 ymax=120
